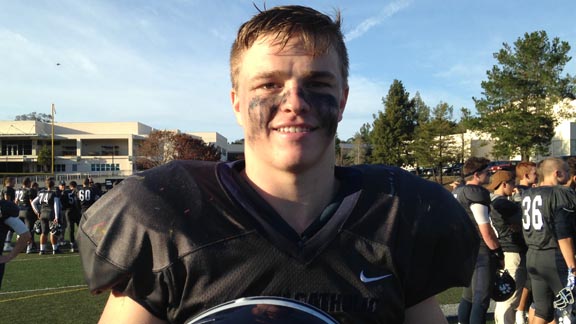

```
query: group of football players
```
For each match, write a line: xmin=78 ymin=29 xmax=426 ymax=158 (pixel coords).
xmin=454 ymin=156 xmax=576 ymax=324
xmin=1 ymin=176 xmax=100 ymax=256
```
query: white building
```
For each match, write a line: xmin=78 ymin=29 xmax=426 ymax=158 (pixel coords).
xmin=445 ymin=99 xmax=576 ymax=161
xmin=0 ymin=120 xmax=241 ymax=181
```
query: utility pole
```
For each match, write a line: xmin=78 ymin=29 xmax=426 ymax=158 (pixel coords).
xmin=51 ymin=103 xmax=55 ymax=176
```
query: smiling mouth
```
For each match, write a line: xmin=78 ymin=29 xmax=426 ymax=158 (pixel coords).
xmin=274 ymin=126 xmax=316 ymax=133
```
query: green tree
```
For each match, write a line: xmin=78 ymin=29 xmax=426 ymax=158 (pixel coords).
xmin=15 ymin=112 xmax=52 ymax=123
xmin=413 ymin=92 xmax=430 ymax=126
xmin=412 ymin=102 xmax=459 ymax=182
xmin=370 ymin=80 xmax=416 ymax=166
xmin=339 ymin=124 xmax=371 ymax=166
xmin=137 ymin=130 xmax=220 ymax=170
xmin=36 ymin=144 xmax=51 ymax=172
xmin=473 ymin=31 xmax=576 ymax=161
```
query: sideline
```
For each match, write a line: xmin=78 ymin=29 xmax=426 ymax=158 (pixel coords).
xmin=0 ymin=284 xmax=87 ymax=298
xmin=10 ymin=254 xmax=80 ymax=262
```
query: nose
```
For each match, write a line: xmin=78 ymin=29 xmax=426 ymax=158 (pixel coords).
xmin=281 ymin=85 xmax=310 ymax=115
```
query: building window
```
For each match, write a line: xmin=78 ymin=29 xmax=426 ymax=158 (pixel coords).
xmin=1 ymin=141 xmax=32 ymax=156
xmin=55 ymin=164 xmax=66 ymax=172
xmin=91 ymin=163 xmax=119 ymax=172
xmin=72 ymin=164 xmax=78 ymax=172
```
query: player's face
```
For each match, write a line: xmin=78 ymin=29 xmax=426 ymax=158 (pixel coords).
xmin=477 ymin=168 xmax=491 ymax=185
xmin=231 ymin=36 xmax=348 ymax=172
xmin=526 ymin=167 xmax=538 ymax=185
xmin=557 ymin=165 xmax=570 ymax=185
xmin=503 ymin=180 xmax=515 ymax=196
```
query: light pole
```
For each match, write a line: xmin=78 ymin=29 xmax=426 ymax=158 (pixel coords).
xmin=51 ymin=103 xmax=55 ymax=176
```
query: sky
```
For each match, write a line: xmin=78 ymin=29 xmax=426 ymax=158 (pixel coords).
xmin=1 ymin=0 xmax=575 ymax=142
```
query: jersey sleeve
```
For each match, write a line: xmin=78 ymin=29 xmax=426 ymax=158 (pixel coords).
xmin=552 ymin=187 xmax=576 ymax=240
xmin=77 ymin=162 xmax=206 ymax=320
xmin=462 ymin=185 xmax=491 ymax=206
xmin=491 ymin=197 xmax=520 ymax=220
xmin=393 ymin=172 xmax=480 ymax=307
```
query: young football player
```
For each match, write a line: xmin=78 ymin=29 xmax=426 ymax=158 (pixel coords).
xmin=487 ymin=171 xmax=527 ymax=324
xmin=78 ymin=5 xmax=479 ymax=323
xmin=31 ymin=178 xmax=61 ymax=255
xmin=452 ymin=156 xmax=504 ymax=324
xmin=512 ymin=161 xmax=538 ymax=203
xmin=2 ymin=177 xmax=16 ymax=252
xmin=15 ymin=178 xmax=38 ymax=254
xmin=77 ymin=178 xmax=99 ymax=216
xmin=65 ymin=181 xmax=81 ymax=252
xmin=522 ymin=157 xmax=576 ymax=324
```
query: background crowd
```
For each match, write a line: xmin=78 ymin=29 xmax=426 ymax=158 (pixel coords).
xmin=453 ymin=156 xmax=576 ymax=324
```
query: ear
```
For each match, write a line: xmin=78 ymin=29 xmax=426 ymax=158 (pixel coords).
xmin=231 ymin=88 xmax=244 ymax=127
xmin=522 ymin=173 xmax=529 ymax=180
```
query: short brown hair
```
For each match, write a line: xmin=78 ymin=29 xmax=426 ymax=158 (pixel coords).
xmin=230 ymin=5 xmax=349 ymax=90
xmin=46 ymin=179 xmax=55 ymax=189
xmin=515 ymin=161 xmax=536 ymax=181
xmin=538 ymin=157 xmax=567 ymax=179
xmin=463 ymin=157 xmax=490 ymax=178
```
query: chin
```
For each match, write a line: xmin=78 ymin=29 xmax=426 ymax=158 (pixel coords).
xmin=274 ymin=149 xmax=333 ymax=173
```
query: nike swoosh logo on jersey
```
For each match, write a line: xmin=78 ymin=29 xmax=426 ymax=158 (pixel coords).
xmin=360 ymin=270 xmax=393 ymax=283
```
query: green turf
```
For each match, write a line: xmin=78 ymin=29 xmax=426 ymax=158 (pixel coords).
xmin=1 ymin=252 xmax=108 ymax=323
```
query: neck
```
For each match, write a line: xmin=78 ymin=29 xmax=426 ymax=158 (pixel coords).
xmin=494 ymin=189 xmax=506 ymax=197
xmin=466 ymin=179 xmax=482 ymax=186
xmin=243 ymin=160 xmax=338 ymax=234
xmin=540 ymin=177 xmax=558 ymax=187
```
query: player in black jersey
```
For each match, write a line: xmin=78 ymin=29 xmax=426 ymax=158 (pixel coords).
xmin=453 ymin=157 xmax=505 ymax=324
xmin=0 ymin=199 xmax=31 ymax=289
xmin=77 ymin=178 xmax=99 ymax=215
xmin=2 ymin=177 xmax=16 ymax=252
xmin=62 ymin=181 xmax=81 ymax=252
xmin=512 ymin=161 xmax=538 ymax=204
xmin=31 ymin=179 xmax=61 ymax=255
xmin=487 ymin=170 xmax=527 ymax=324
xmin=522 ymin=157 xmax=576 ymax=323
xmin=15 ymin=178 xmax=38 ymax=254
xmin=78 ymin=5 xmax=479 ymax=324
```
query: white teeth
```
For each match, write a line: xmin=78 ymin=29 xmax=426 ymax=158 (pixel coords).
xmin=276 ymin=126 xmax=311 ymax=133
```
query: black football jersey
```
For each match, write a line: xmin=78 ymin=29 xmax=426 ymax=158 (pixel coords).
xmin=36 ymin=189 xmax=59 ymax=220
xmin=78 ymin=160 xmax=478 ymax=323
xmin=60 ymin=189 xmax=78 ymax=211
xmin=15 ymin=187 xmax=33 ymax=210
xmin=77 ymin=187 xmax=97 ymax=213
xmin=522 ymin=186 xmax=576 ymax=250
xmin=1 ymin=186 xmax=15 ymax=202
xmin=452 ymin=184 xmax=491 ymax=246
xmin=490 ymin=195 xmax=525 ymax=253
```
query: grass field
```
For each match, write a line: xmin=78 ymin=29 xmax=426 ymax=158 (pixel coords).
xmin=0 ymin=251 xmax=108 ymax=323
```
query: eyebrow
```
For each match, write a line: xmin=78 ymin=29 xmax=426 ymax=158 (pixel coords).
xmin=251 ymin=70 xmax=337 ymax=82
